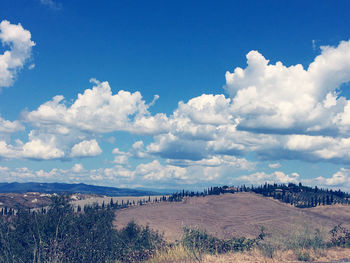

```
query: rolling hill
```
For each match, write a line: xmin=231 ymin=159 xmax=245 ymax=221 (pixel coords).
xmin=114 ymin=192 xmax=350 ymax=241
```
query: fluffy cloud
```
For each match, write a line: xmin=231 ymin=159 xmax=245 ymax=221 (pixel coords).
xmin=24 ymin=79 xmax=168 ymax=135
xmin=70 ymin=139 xmax=102 ymax=157
xmin=225 ymin=40 xmax=350 ymax=136
xmin=0 ymin=163 xmax=135 ymax=185
xmin=166 ymin=155 xmax=255 ymax=170
xmin=0 ymin=116 xmax=23 ymax=133
xmin=22 ymin=137 xmax=64 ymax=159
xmin=146 ymin=39 xmax=350 ymax=166
xmin=134 ymin=154 xmax=255 ymax=186
xmin=239 ymin=171 xmax=300 ymax=185
xmin=136 ymin=160 xmax=188 ymax=181
xmin=71 ymin=163 xmax=84 ymax=173
xmin=0 ymin=137 xmax=64 ymax=160
xmin=112 ymin=148 xmax=130 ymax=165
xmin=0 ymin=20 xmax=35 ymax=88
xmin=313 ymin=168 xmax=350 ymax=188
xmin=0 ymin=128 xmax=101 ymax=160
xmin=268 ymin=163 xmax=281 ymax=169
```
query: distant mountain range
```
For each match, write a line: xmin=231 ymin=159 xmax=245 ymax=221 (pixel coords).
xmin=0 ymin=182 xmax=161 ymax=196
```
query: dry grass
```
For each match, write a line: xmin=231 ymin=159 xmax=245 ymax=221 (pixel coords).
xmin=115 ymin=193 xmax=350 ymax=262
xmin=145 ymin=245 xmax=194 ymax=263
xmin=72 ymin=195 xmax=165 ymax=208
xmin=144 ymin=246 xmax=350 ymax=263
xmin=144 ymin=218 xmax=350 ymax=263
xmin=114 ymin=192 xmax=349 ymax=241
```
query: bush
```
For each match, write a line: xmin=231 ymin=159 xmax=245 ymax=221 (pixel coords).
xmin=330 ymin=224 xmax=350 ymax=248
xmin=286 ymin=227 xmax=326 ymax=252
xmin=116 ymin=221 xmax=165 ymax=263
xmin=0 ymin=195 xmax=165 ymax=263
xmin=296 ymin=249 xmax=312 ymax=261
xmin=181 ymin=227 xmax=260 ymax=260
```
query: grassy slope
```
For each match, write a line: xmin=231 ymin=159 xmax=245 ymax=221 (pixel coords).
xmin=145 ymin=246 xmax=350 ymax=263
xmin=114 ymin=192 xmax=350 ymax=241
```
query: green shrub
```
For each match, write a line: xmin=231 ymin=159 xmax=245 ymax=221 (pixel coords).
xmin=116 ymin=221 xmax=165 ymax=263
xmin=181 ymin=227 xmax=260 ymax=260
xmin=0 ymin=195 xmax=165 ymax=263
xmin=296 ymin=249 xmax=312 ymax=261
xmin=286 ymin=227 xmax=326 ymax=251
xmin=330 ymin=224 xmax=350 ymax=248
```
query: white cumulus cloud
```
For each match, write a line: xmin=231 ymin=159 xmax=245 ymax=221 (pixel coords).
xmin=24 ymin=80 xmax=168 ymax=135
xmin=0 ymin=20 xmax=35 ymax=88
xmin=70 ymin=139 xmax=102 ymax=157
xmin=313 ymin=168 xmax=350 ymax=189
xmin=225 ymin=40 xmax=350 ymax=136
xmin=239 ymin=171 xmax=300 ymax=185
xmin=0 ymin=116 xmax=23 ymax=133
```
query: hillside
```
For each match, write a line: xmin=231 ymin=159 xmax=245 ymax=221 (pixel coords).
xmin=114 ymin=192 xmax=350 ymax=241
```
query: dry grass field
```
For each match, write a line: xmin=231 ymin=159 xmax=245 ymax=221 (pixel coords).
xmin=114 ymin=192 xmax=350 ymax=241
xmin=114 ymin=192 xmax=350 ymax=262
xmin=71 ymin=195 xmax=165 ymax=209
xmin=145 ymin=246 xmax=350 ymax=263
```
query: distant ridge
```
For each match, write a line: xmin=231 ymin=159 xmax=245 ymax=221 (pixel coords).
xmin=0 ymin=182 xmax=159 ymax=196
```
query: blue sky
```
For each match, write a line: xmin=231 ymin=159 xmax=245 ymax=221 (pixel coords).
xmin=1 ymin=0 xmax=350 ymax=190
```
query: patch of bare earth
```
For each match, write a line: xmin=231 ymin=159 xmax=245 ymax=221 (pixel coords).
xmin=114 ymin=192 xmax=350 ymax=241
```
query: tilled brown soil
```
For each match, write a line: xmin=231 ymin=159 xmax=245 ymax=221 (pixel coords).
xmin=114 ymin=192 xmax=350 ymax=241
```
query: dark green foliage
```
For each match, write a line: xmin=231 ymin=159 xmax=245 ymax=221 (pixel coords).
xmin=330 ymin=224 xmax=350 ymax=247
xmin=167 ymin=186 xmax=235 ymax=203
xmin=181 ymin=227 xmax=262 ymax=260
xmin=251 ymin=183 xmax=350 ymax=208
xmin=116 ymin=221 xmax=165 ymax=263
xmin=0 ymin=195 xmax=164 ymax=263
xmin=296 ymin=250 xmax=311 ymax=261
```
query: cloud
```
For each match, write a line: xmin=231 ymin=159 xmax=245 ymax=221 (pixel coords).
xmin=0 ymin=20 xmax=35 ymax=88
xmin=225 ymin=40 xmax=350 ymax=136
xmin=22 ymin=137 xmax=64 ymax=159
xmin=0 ymin=116 xmax=24 ymax=133
xmin=0 ymin=129 xmax=102 ymax=160
xmin=70 ymin=139 xmax=102 ymax=157
xmin=166 ymin=155 xmax=255 ymax=170
xmin=111 ymin=148 xmax=129 ymax=165
xmin=136 ymin=160 xmax=188 ymax=181
xmin=40 ymin=0 xmax=62 ymax=10
xmin=134 ymin=154 xmax=255 ymax=187
xmin=0 ymin=136 xmax=64 ymax=160
xmin=0 ymin=163 xmax=136 ymax=185
xmin=147 ymin=39 xmax=350 ymax=165
xmin=71 ymin=163 xmax=84 ymax=173
xmin=312 ymin=168 xmax=350 ymax=189
xmin=239 ymin=171 xmax=300 ymax=185
xmin=24 ymin=80 xmax=168 ymax=135
xmin=268 ymin=162 xmax=281 ymax=169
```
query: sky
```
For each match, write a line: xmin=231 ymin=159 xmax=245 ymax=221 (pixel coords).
xmin=1 ymin=0 xmax=350 ymax=190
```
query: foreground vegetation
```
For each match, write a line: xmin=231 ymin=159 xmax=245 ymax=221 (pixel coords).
xmin=0 ymin=196 xmax=163 ymax=263
xmin=147 ymin=225 xmax=350 ymax=263
xmin=0 ymin=194 xmax=350 ymax=262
